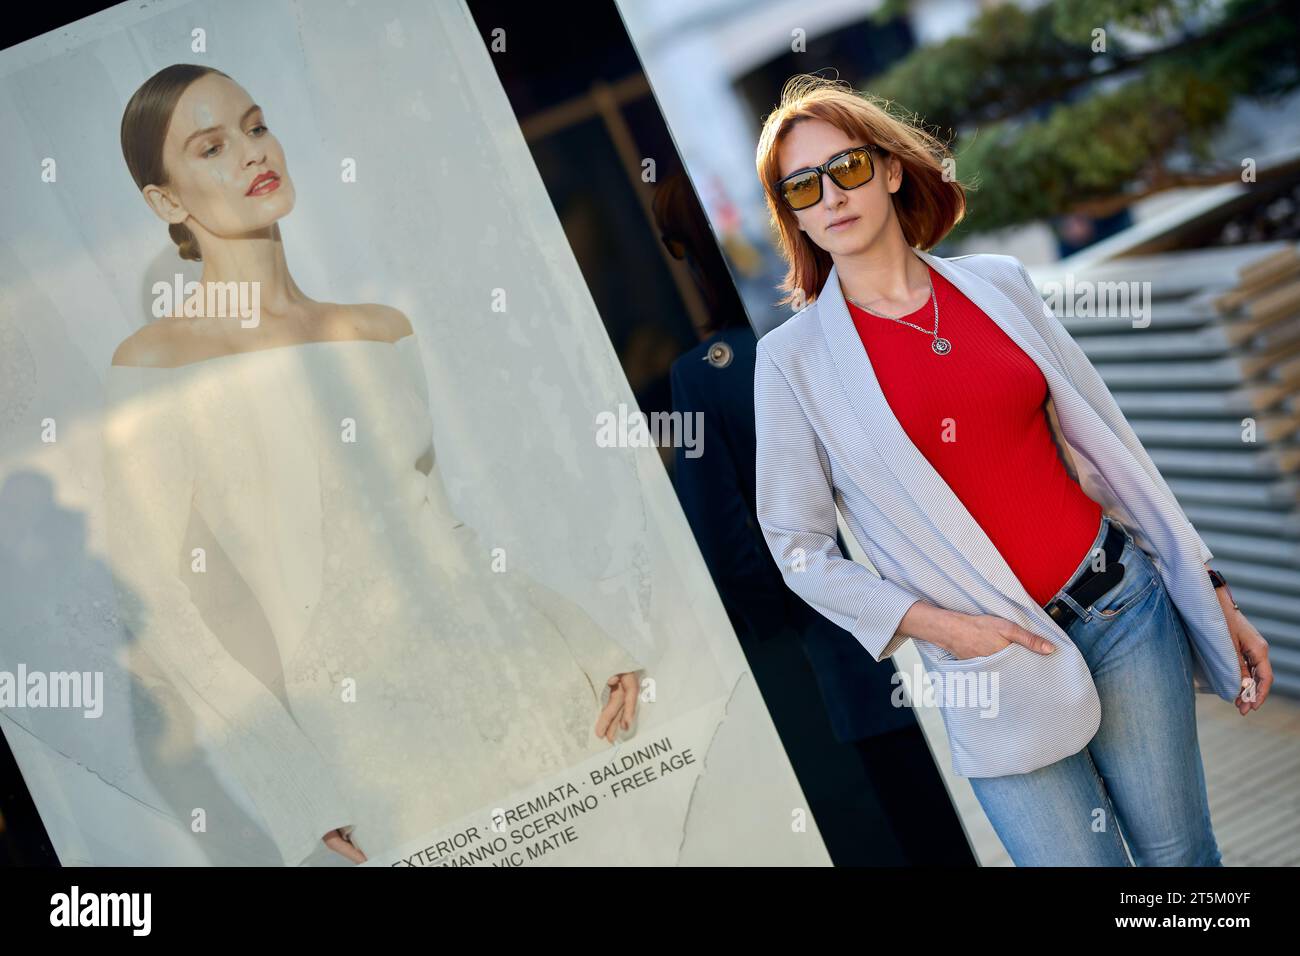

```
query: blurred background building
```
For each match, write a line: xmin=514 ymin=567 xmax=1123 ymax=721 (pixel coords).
xmin=618 ymin=0 xmax=1300 ymax=325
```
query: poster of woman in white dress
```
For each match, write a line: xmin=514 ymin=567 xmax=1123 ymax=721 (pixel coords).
xmin=0 ymin=0 xmax=827 ymax=866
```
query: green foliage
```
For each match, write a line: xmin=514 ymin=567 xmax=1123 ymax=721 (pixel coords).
xmin=866 ymin=0 xmax=1297 ymax=234
xmin=1195 ymin=0 xmax=1300 ymax=98
xmin=950 ymin=63 xmax=1232 ymax=235
xmin=1048 ymin=0 xmax=1213 ymax=43
xmin=872 ymin=4 xmax=1099 ymax=131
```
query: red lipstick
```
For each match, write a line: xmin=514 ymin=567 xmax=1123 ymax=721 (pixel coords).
xmin=246 ymin=171 xmax=280 ymax=197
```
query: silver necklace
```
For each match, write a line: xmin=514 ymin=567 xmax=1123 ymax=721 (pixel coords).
xmin=848 ymin=268 xmax=951 ymax=355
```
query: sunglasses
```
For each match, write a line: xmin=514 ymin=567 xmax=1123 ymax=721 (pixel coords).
xmin=776 ymin=145 xmax=881 ymax=211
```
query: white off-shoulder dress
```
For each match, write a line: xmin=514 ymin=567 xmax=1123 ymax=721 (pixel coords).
xmin=101 ymin=334 xmax=643 ymax=865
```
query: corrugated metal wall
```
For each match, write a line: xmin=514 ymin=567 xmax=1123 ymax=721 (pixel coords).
xmin=1030 ymin=242 xmax=1300 ymax=696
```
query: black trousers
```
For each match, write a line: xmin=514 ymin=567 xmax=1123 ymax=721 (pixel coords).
xmin=854 ymin=724 xmax=977 ymax=866
xmin=737 ymin=619 xmax=976 ymax=866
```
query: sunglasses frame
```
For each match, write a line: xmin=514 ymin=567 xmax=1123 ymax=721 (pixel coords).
xmin=776 ymin=145 xmax=883 ymax=211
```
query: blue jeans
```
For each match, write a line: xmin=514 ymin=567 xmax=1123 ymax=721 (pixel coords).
xmin=968 ymin=514 xmax=1223 ymax=866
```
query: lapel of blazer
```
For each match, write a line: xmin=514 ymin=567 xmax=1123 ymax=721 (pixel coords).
xmin=815 ymin=247 xmax=1081 ymax=613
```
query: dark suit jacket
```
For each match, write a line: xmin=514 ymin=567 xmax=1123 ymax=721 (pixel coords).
xmin=669 ymin=325 xmax=915 ymax=741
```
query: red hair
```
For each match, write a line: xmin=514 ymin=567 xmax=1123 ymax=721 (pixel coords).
xmin=756 ymin=74 xmax=969 ymax=308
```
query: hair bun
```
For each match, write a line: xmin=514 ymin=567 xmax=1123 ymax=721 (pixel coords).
xmin=169 ymin=222 xmax=201 ymax=261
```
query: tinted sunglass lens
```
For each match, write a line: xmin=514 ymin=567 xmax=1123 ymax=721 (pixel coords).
xmin=828 ymin=150 xmax=874 ymax=189
xmin=781 ymin=171 xmax=820 ymax=209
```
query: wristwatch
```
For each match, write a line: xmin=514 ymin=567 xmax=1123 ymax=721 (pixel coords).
xmin=1208 ymin=568 xmax=1240 ymax=611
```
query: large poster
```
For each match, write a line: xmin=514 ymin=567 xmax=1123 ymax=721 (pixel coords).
xmin=0 ymin=0 xmax=827 ymax=866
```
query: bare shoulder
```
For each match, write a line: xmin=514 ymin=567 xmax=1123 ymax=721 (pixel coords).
xmin=322 ymin=303 xmax=413 ymax=343
xmin=110 ymin=319 xmax=198 ymax=368
xmin=110 ymin=304 xmax=414 ymax=367
xmin=348 ymin=303 xmax=413 ymax=342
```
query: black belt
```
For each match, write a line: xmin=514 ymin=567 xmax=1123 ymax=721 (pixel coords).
xmin=1043 ymin=521 xmax=1127 ymax=631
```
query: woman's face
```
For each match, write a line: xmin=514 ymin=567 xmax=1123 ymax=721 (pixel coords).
xmin=146 ymin=72 xmax=295 ymax=242
xmin=776 ymin=118 xmax=901 ymax=257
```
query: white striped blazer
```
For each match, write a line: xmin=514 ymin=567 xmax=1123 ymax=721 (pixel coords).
xmin=753 ymin=248 xmax=1241 ymax=778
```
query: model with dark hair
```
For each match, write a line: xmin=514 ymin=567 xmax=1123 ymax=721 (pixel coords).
xmin=103 ymin=64 xmax=644 ymax=866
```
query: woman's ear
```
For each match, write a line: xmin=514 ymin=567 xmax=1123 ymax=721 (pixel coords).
xmin=886 ymin=154 xmax=904 ymax=194
xmin=142 ymin=183 xmax=188 ymax=226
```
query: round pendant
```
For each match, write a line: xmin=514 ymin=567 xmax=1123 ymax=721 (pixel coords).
xmin=932 ymin=336 xmax=952 ymax=355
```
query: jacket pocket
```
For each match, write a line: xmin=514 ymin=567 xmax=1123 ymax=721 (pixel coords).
xmin=926 ymin=639 xmax=1022 ymax=667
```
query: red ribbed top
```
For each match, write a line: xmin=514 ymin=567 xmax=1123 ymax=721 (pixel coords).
xmin=847 ymin=264 xmax=1102 ymax=606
